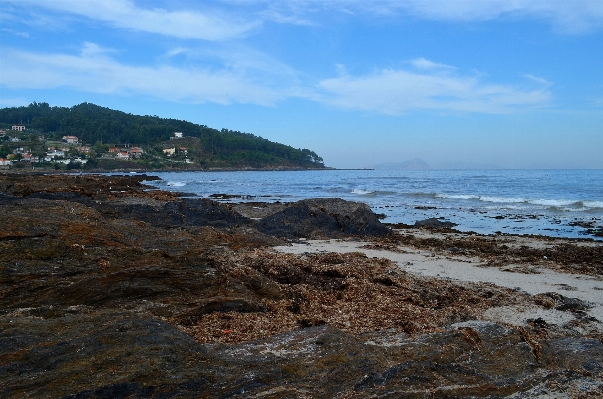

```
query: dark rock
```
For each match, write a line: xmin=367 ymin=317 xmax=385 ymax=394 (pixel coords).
xmin=3 ymin=316 xmax=603 ymax=398
xmin=255 ymin=198 xmax=391 ymax=239
xmin=555 ymin=297 xmax=590 ymax=311
xmin=2 ymin=174 xmax=602 ymax=398
xmin=414 ymin=217 xmax=458 ymax=228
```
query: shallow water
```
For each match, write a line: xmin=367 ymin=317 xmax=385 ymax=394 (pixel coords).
xmin=143 ymin=169 xmax=603 ymax=240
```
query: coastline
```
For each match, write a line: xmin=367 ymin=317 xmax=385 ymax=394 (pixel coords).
xmin=1 ymin=172 xmax=602 ymax=398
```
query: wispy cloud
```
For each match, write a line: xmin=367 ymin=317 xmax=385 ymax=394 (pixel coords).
xmin=245 ymin=0 xmax=603 ymax=33
xmin=411 ymin=58 xmax=456 ymax=71
xmin=391 ymin=0 xmax=603 ymax=33
xmin=0 ymin=44 xmax=552 ymax=114
xmin=4 ymin=0 xmax=261 ymax=40
xmin=0 ymin=43 xmax=302 ymax=106
xmin=1 ymin=28 xmax=30 ymax=38
xmin=318 ymin=62 xmax=551 ymax=115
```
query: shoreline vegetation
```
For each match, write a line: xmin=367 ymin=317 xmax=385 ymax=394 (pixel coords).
xmin=1 ymin=173 xmax=602 ymax=398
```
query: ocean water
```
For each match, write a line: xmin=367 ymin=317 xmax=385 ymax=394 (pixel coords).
xmin=143 ymin=169 xmax=603 ymax=240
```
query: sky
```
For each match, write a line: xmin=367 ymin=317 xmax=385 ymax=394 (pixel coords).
xmin=1 ymin=0 xmax=602 ymax=169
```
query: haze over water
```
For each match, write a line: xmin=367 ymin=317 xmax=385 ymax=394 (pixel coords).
xmin=147 ymin=169 xmax=603 ymax=240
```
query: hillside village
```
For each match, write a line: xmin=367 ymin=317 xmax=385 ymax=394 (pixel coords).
xmin=0 ymin=102 xmax=326 ymax=170
xmin=1 ymin=126 xmax=205 ymax=170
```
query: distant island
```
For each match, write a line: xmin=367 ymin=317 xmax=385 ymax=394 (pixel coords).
xmin=369 ymin=158 xmax=432 ymax=170
xmin=0 ymin=102 xmax=325 ymax=171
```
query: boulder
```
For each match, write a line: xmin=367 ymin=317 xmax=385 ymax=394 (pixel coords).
xmin=414 ymin=217 xmax=458 ymax=228
xmin=255 ymin=198 xmax=391 ymax=239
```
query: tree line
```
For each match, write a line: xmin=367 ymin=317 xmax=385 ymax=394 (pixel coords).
xmin=0 ymin=102 xmax=325 ymax=168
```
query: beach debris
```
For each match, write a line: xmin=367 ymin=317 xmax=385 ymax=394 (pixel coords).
xmin=181 ymin=249 xmax=525 ymax=344
xmin=367 ymin=230 xmax=603 ymax=276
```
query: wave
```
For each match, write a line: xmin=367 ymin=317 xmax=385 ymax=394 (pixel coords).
xmin=351 ymin=188 xmax=376 ymax=195
xmin=436 ymin=194 xmax=480 ymax=200
xmin=434 ymin=194 xmax=603 ymax=210
xmin=167 ymin=181 xmax=187 ymax=187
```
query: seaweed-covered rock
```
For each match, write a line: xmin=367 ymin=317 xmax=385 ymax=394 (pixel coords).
xmin=255 ymin=198 xmax=391 ymax=239
xmin=414 ymin=217 xmax=458 ymax=228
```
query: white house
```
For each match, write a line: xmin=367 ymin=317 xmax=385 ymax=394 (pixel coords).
xmin=62 ymin=135 xmax=79 ymax=144
xmin=12 ymin=125 xmax=25 ymax=131
xmin=0 ymin=158 xmax=12 ymax=168
xmin=116 ymin=151 xmax=131 ymax=160
xmin=46 ymin=150 xmax=65 ymax=159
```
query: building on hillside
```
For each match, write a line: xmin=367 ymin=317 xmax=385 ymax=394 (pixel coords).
xmin=0 ymin=158 xmax=12 ymax=169
xmin=170 ymin=132 xmax=183 ymax=139
xmin=46 ymin=150 xmax=65 ymax=159
xmin=108 ymin=147 xmax=120 ymax=153
xmin=12 ymin=125 xmax=26 ymax=131
xmin=163 ymin=147 xmax=176 ymax=156
xmin=21 ymin=154 xmax=40 ymax=163
xmin=179 ymin=147 xmax=188 ymax=155
xmin=62 ymin=135 xmax=79 ymax=144
xmin=116 ymin=151 xmax=131 ymax=160
xmin=128 ymin=147 xmax=143 ymax=158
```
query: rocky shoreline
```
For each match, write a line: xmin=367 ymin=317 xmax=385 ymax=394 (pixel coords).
xmin=1 ymin=173 xmax=602 ymax=398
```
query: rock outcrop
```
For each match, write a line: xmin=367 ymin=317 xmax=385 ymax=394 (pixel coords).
xmin=256 ymin=198 xmax=391 ymax=239
xmin=0 ymin=173 xmax=601 ymax=398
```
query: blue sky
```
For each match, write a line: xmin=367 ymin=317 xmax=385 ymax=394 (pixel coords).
xmin=1 ymin=0 xmax=602 ymax=168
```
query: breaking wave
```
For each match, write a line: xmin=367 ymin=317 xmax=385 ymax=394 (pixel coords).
xmin=435 ymin=194 xmax=603 ymax=210
xmin=167 ymin=181 xmax=187 ymax=187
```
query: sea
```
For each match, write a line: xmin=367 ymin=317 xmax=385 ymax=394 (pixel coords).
xmin=142 ymin=169 xmax=603 ymax=240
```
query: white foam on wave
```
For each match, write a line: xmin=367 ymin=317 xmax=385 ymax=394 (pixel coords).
xmin=530 ymin=199 xmax=578 ymax=207
xmin=582 ymin=200 xmax=603 ymax=209
xmin=435 ymin=194 xmax=603 ymax=211
xmin=167 ymin=181 xmax=187 ymax=187
xmin=351 ymin=188 xmax=375 ymax=195
xmin=479 ymin=196 xmax=526 ymax=204
xmin=436 ymin=194 xmax=478 ymax=200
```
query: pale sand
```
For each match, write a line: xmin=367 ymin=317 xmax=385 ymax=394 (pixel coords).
xmin=274 ymin=236 xmax=603 ymax=330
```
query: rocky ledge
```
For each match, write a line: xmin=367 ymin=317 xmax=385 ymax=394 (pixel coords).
xmin=0 ymin=173 xmax=601 ymax=398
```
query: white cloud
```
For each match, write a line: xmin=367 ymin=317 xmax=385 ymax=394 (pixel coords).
xmin=394 ymin=0 xmax=603 ymax=33
xmin=245 ymin=0 xmax=603 ymax=33
xmin=1 ymin=28 xmax=30 ymax=38
xmin=4 ymin=0 xmax=260 ymax=40
xmin=318 ymin=63 xmax=551 ymax=115
xmin=0 ymin=44 xmax=301 ymax=106
xmin=411 ymin=58 xmax=456 ymax=71
xmin=0 ymin=44 xmax=552 ymax=115
xmin=522 ymin=74 xmax=552 ymax=86
xmin=165 ymin=47 xmax=191 ymax=57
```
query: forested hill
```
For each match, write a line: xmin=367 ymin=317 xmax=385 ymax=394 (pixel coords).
xmin=0 ymin=102 xmax=324 ymax=169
